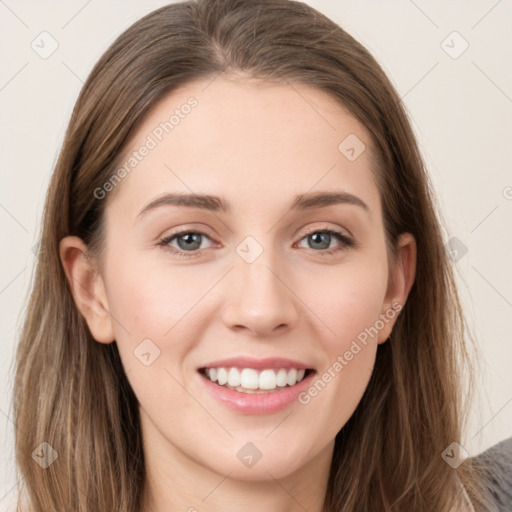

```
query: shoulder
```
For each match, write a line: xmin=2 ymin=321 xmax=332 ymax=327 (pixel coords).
xmin=471 ymin=436 xmax=512 ymax=511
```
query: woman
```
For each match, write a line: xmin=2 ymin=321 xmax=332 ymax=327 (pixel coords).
xmin=12 ymin=0 xmax=508 ymax=510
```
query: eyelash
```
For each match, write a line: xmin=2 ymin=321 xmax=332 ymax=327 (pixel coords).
xmin=158 ymin=227 xmax=355 ymax=259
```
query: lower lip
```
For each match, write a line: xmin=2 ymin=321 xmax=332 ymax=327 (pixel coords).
xmin=198 ymin=371 xmax=316 ymax=415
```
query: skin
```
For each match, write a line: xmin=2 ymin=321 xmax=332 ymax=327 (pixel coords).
xmin=60 ymin=74 xmax=416 ymax=512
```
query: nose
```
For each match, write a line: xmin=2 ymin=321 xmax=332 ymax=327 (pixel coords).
xmin=221 ymin=254 xmax=300 ymax=338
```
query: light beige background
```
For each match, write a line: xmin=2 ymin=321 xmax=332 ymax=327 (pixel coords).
xmin=1 ymin=0 xmax=511 ymax=508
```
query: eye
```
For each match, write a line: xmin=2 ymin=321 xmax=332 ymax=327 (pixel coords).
xmin=158 ymin=227 xmax=355 ymax=259
xmin=158 ymin=230 xmax=214 ymax=258
xmin=296 ymin=228 xmax=355 ymax=256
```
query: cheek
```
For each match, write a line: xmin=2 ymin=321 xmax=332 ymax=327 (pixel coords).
xmin=104 ymin=254 xmax=210 ymax=407
xmin=105 ymin=252 xmax=214 ymax=339
xmin=296 ymin=260 xmax=387 ymax=414
xmin=302 ymin=260 xmax=389 ymax=350
xmin=297 ymin=281 xmax=384 ymax=440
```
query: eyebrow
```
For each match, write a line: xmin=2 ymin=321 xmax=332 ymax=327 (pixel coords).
xmin=136 ymin=190 xmax=369 ymax=219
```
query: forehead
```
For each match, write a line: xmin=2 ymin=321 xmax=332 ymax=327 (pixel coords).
xmin=108 ymin=75 xmax=381 ymax=219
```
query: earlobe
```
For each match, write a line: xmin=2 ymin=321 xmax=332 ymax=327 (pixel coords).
xmin=59 ymin=236 xmax=115 ymax=344
xmin=377 ymin=233 xmax=417 ymax=344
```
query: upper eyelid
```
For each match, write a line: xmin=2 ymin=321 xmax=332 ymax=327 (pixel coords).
xmin=301 ymin=225 xmax=350 ymax=237
xmin=162 ymin=224 xmax=350 ymax=238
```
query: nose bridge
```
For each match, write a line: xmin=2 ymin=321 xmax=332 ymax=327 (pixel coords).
xmin=221 ymin=234 xmax=298 ymax=335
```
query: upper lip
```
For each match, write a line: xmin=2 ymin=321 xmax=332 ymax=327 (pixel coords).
xmin=199 ymin=356 xmax=314 ymax=370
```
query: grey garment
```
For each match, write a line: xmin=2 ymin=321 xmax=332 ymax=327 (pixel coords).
xmin=471 ymin=436 xmax=512 ymax=511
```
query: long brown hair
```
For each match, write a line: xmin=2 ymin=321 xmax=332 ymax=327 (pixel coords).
xmin=12 ymin=1 xmax=494 ymax=510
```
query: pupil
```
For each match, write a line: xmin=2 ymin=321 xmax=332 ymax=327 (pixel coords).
xmin=310 ymin=233 xmax=330 ymax=250
xmin=179 ymin=233 xmax=201 ymax=250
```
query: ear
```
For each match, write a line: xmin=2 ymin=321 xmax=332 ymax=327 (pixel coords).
xmin=59 ymin=236 xmax=115 ymax=344
xmin=377 ymin=232 xmax=417 ymax=344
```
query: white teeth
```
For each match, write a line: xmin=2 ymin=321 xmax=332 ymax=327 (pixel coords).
xmin=287 ymin=368 xmax=297 ymax=386
xmin=217 ymin=367 xmax=228 ymax=386
xmin=240 ymin=368 xmax=259 ymax=389
xmin=204 ymin=367 xmax=309 ymax=391
xmin=259 ymin=369 xmax=276 ymax=390
xmin=228 ymin=367 xmax=241 ymax=387
xmin=276 ymin=368 xmax=288 ymax=387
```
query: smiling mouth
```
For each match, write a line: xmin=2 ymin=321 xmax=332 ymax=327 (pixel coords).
xmin=199 ymin=367 xmax=316 ymax=394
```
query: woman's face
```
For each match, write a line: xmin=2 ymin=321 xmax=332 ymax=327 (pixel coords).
xmin=74 ymin=76 xmax=414 ymax=482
